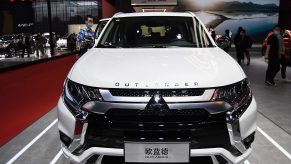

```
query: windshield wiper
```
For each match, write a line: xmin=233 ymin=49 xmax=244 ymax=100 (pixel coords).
xmin=97 ymin=42 xmax=118 ymax=48
xmin=137 ymin=45 xmax=168 ymax=48
xmin=97 ymin=44 xmax=117 ymax=48
xmin=152 ymin=45 xmax=167 ymax=48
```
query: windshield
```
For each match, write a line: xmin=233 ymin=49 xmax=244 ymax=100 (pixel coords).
xmin=95 ymin=20 xmax=109 ymax=38
xmin=97 ymin=16 xmax=214 ymax=48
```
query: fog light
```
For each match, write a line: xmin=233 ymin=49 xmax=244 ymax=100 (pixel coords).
xmin=59 ymin=131 xmax=72 ymax=147
xmin=243 ymin=132 xmax=255 ymax=148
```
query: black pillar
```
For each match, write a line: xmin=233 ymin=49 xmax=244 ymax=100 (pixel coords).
xmin=47 ymin=0 xmax=54 ymax=56
xmin=279 ymin=0 xmax=291 ymax=29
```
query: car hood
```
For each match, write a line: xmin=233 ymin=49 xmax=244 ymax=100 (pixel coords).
xmin=69 ymin=47 xmax=246 ymax=89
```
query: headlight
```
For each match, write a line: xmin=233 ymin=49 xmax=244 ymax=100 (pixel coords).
xmin=63 ymin=79 xmax=103 ymax=120
xmin=212 ymin=79 xmax=252 ymax=120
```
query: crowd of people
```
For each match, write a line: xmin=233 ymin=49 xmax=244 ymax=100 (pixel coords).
xmin=234 ymin=27 xmax=253 ymax=65
xmin=2 ymin=32 xmax=78 ymax=59
xmin=209 ymin=25 xmax=290 ymax=86
xmin=208 ymin=25 xmax=253 ymax=65
xmin=15 ymin=33 xmax=34 ymax=58
xmin=2 ymin=16 xmax=91 ymax=60
xmin=34 ymin=33 xmax=47 ymax=58
xmin=13 ymin=33 xmax=55 ymax=58
xmin=264 ymin=25 xmax=290 ymax=86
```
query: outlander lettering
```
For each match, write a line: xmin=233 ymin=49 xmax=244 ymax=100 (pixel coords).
xmin=114 ymin=82 xmax=199 ymax=88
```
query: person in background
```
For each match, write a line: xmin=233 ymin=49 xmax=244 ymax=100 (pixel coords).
xmin=16 ymin=34 xmax=23 ymax=55
xmin=223 ymin=29 xmax=232 ymax=53
xmin=51 ymin=33 xmax=57 ymax=56
xmin=56 ymin=34 xmax=60 ymax=41
xmin=22 ymin=33 xmax=31 ymax=58
xmin=69 ymin=33 xmax=77 ymax=52
xmin=279 ymin=28 xmax=290 ymax=82
xmin=211 ymin=31 xmax=217 ymax=42
xmin=207 ymin=25 xmax=214 ymax=33
xmin=240 ymin=29 xmax=253 ymax=65
xmin=67 ymin=34 xmax=72 ymax=51
xmin=225 ymin=29 xmax=232 ymax=39
xmin=77 ymin=15 xmax=95 ymax=57
xmin=265 ymin=25 xmax=282 ymax=86
xmin=35 ymin=33 xmax=45 ymax=58
xmin=234 ymin=27 xmax=244 ymax=64
xmin=72 ymin=33 xmax=77 ymax=51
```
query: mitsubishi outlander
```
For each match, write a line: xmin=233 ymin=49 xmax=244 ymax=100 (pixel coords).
xmin=58 ymin=12 xmax=257 ymax=164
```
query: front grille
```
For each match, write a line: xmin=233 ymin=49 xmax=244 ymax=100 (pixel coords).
xmin=82 ymin=109 xmax=240 ymax=156
xmin=109 ymin=89 xmax=205 ymax=97
xmin=84 ymin=112 xmax=241 ymax=156
xmin=105 ymin=108 xmax=210 ymax=122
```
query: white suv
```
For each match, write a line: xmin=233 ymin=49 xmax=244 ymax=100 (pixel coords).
xmin=58 ymin=12 xmax=257 ymax=164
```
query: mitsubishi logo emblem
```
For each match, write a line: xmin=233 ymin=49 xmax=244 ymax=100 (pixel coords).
xmin=145 ymin=92 xmax=170 ymax=111
xmin=154 ymin=94 xmax=161 ymax=103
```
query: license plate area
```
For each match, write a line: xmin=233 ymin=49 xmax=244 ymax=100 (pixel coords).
xmin=124 ymin=142 xmax=190 ymax=163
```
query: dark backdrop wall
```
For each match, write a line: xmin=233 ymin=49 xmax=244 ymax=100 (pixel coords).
xmin=33 ymin=0 xmax=102 ymax=35
xmin=279 ymin=0 xmax=291 ymax=29
xmin=0 ymin=0 xmax=34 ymax=35
xmin=0 ymin=0 xmax=103 ymax=35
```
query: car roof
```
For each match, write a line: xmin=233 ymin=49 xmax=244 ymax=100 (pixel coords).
xmin=99 ymin=18 xmax=110 ymax=22
xmin=113 ymin=12 xmax=194 ymax=18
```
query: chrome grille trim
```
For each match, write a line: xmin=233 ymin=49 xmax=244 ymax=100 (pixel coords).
xmin=99 ymin=89 xmax=215 ymax=103
xmin=109 ymin=89 xmax=205 ymax=97
xmin=82 ymin=101 xmax=231 ymax=114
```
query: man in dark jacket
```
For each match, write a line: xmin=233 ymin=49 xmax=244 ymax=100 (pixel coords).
xmin=35 ymin=33 xmax=45 ymax=58
xmin=240 ymin=29 xmax=252 ymax=65
xmin=265 ymin=25 xmax=282 ymax=86
xmin=234 ymin=27 xmax=244 ymax=64
xmin=22 ymin=33 xmax=31 ymax=58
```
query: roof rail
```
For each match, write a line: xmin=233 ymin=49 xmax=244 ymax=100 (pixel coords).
xmin=112 ymin=12 xmax=124 ymax=17
xmin=185 ymin=11 xmax=196 ymax=16
xmin=142 ymin=8 xmax=167 ymax=12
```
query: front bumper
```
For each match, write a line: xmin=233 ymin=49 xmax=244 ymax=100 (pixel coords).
xmin=62 ymin=144 xmax=252 ymax=164
xmin=57 ymin=93 xmax=257 ymax=164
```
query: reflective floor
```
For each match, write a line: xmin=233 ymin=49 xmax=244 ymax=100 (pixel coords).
xmin=0 ymin=48 xmax=72 ymax=70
